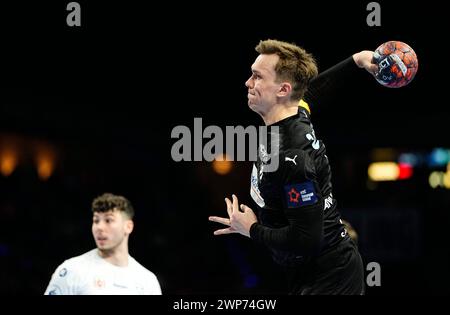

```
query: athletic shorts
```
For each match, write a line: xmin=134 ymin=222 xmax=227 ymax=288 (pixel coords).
xmin=286 ymin=237 xmax=365 ymax=295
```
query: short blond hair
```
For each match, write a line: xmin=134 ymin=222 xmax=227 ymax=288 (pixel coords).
xmin=255 ymin=39 xmax=318 ymax=101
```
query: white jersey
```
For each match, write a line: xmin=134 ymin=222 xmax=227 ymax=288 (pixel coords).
xmin=44 ymin=249 xmax=162 ymax=295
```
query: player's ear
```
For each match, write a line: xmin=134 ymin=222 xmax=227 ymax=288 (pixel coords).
xmin=125 ymin=219 xmax=134 ymax=234
xmin=277 ymin=82 xmax=292 ymax=97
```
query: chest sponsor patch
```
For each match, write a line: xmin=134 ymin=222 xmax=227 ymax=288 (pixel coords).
xmin=250 ymin=164 xmax=265 ymax=208
xmin=284 ymin=181 xmax=318 ymax=208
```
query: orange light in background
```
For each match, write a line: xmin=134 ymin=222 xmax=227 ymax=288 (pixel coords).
xmin=370 ymin=148 xmax=397 ymax=162
xmin=368 ymin=162 xmax=399 ymax=181
xmin=0 ymin=149 xmax=18 ymax=177
xmin=34 ymin=144 xmax=57 ymax=181
xmin=212 ymin=154 xmax=233 ymax=175
xmin=36 ymin=155 xmax=54 ymax=180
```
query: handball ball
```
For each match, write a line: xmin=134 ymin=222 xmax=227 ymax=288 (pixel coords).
xmin=372 ymin=41 xmax=418 ymax=88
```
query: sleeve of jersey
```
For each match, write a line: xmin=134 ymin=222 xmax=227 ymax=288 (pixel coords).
xmin=144 ymin=273 xmax=163 ymax=295
xmin=304 ymin=56 xmax=363 ymax=108
xmin=44 ymin=261 xmax=79 ymax=295
xmin=249 ymin=150 xmax=324 ymax=255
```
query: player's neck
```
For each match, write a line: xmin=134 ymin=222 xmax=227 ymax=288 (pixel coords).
xmin=262 ymin=102 xmax=298 ymax=125
xmin=97 ymin=242 xmax=129 ymax=267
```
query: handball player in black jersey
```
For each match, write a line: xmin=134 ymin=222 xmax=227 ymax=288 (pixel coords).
xmin=209 ymin=39 xmax=377 ymax=295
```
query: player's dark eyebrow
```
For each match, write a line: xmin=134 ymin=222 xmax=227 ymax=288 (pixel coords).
xmin=251 ymin=69 xmax=263 ymax=75
xmin=92 ymin=212 xmax=115 ymax=218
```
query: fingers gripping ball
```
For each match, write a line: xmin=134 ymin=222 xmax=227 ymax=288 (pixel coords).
xmin=372 ymin=41 xmax=418 ymax=88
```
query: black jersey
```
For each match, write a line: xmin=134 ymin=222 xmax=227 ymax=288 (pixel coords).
xmin=249 ymin=57 xmax=359 ymax=267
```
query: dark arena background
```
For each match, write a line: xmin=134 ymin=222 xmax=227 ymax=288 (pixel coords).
xmin=0 ymin=0 xmax=449 ymax=299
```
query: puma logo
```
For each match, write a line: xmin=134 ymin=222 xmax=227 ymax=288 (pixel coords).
xmin=285 ymin=155 xmax=298 ymax=166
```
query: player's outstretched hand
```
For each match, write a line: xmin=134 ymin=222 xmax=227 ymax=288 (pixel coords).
xmin=353 ymin=50 xmax=378 ymax=75
xmin=209 ymin=194 xmax=257 ymax=238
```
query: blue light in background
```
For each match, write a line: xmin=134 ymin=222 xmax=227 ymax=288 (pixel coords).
xmin=398 ymin=153 xmax=420 ymax=167
xmin=428 ymin=148 xmax=449 ymax=168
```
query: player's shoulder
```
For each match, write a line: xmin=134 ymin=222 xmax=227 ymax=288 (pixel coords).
xmin=56 ymin=249 xmax=96 ymax=272
xmin=130 ymin=257 xmax=159 ymax=279
xmin=285 ymin=109 xmax=310 ymax=128
xmin=280 ymin=111 xmax=315 ymax=147
xmin=46 ymin=250 xmax=93 ymax=294
xmin=129 ymin=257 xmax=162 ymax=294
xmin=280 ymin=148 xmax=311 ymax=169
xmin=278 ymin=148 xmax=317 ymax=185
xmin=279 ymin=151 xmax=320 ymax=209
xmin=67 ymin=248 xmax=97 ymax=263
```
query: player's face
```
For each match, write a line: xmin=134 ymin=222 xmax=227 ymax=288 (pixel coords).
xmin=245 ymin=54 xmax=282 ymax=114
xmin=92 ymin=209 xmax=133 ymax=251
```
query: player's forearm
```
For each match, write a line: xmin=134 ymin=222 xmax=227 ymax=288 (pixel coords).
xmin=249 ymin=206 xmax=324 ymax=254
xmin=305 ymin=56 xmax=360 ymax=105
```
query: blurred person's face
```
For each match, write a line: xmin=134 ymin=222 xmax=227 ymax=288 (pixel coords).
xmin=245 ymin=54 xmax=282 ymax=115
xmin=92 ymin=209 xmax=133 ymax=252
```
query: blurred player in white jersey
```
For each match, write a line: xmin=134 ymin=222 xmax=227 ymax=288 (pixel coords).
xmin=45 ymin=193 xmax=162 ymax=295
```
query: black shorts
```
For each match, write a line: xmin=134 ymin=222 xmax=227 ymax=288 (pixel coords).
xmin=286 ymin=237 xmax=365 ymax=295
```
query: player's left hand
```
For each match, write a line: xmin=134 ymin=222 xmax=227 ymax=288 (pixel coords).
xmin=209 ymin=194 xmax=257 ymax=238
xmin=353 ymin=50 xmax=378 ymax=75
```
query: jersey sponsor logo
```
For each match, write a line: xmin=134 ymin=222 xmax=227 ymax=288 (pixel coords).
xmin=250 ymin=164 xmax=265 ymax=208
xmin=287 ymin=187 xmax=300 ymax=203
xmin=285 ymin=155 xmax=298 ymax=166
xmin=258 ymin=144 xmax=270 ymax=180
xmin=284 ymin=181 xmax=318 ymax=208
xmin=259 ymin=144 xmax=270 ymax=164
xmin=59 ymin=268 xmax=67 ymax=277
xmin=94 ymin=278 xmax=106 ymax=289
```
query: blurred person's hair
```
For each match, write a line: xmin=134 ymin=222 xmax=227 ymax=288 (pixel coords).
xmin=91 ymin=193 xmax=135 ymax=219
